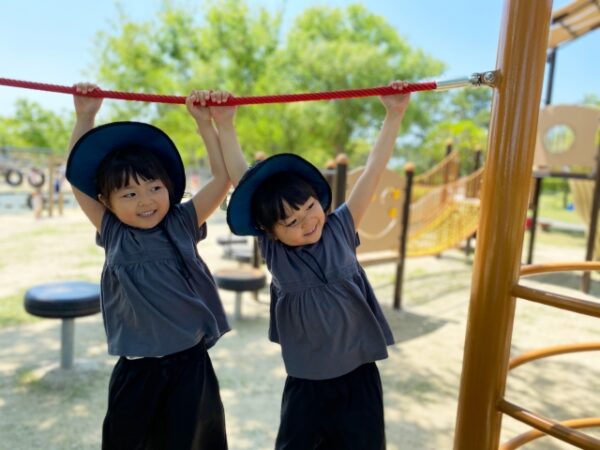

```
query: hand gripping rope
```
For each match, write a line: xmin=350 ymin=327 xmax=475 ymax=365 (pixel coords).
xmin=0 ymin=72 xmax=496 ymax=106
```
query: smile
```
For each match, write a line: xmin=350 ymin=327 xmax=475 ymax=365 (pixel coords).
xmin=304 ymin=223 xmax=318 ymax=236
xmin=138 ymin=210 xmax=156 ymax=218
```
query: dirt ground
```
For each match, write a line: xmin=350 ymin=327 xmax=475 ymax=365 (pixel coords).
xmin=1 ymin=208 xmax=599 ymax=449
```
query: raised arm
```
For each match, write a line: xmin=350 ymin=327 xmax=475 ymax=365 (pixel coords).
xmin=186 ymin=90 xmax=232 ymax=227
xmin=209 ymin=94 xmax=248 ymax=187
xmin=68 ymin=83 xmax=106 ymax=232
xmin=346 ymin=81 xmax=411 ymax=229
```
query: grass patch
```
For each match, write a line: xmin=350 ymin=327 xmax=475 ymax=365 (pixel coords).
xmin=534 ymin=229 xmax=586 ymax=248
xmin=538 ymin=191 xmax=584 ymax=225
xmin=0 ymin=292 xmax=39 ymax=327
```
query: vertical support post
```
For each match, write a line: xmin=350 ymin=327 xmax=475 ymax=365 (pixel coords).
xmin=48 ymin=153 xmax=55 ymax=218
xmin=234 ymin=293 xmax=242 ymax=321
xmin=581 ymin=149 xmax=600 ymax=293
xmin=445 ymin=139 xmax=454 ymax=157
xmin=334 ymin=154 xmax=348 ymax=209
xmin=527 ymin=176 xmax=543 ymax=264
xmin=545 ymin=47 xmax=557 ymax=106
xmin=60 ymin=318 xmax=75 ymax=369
xmin=453 ymin=1 xmax=552 ymax=449
xmin=324 ymin=159 xmax=336 ymax=203
xmin=393 ymin=163 xmax=414 ymax=310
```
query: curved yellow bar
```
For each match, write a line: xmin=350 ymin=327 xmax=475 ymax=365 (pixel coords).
xmin=500 ymin=417 xmax=600 ymax=449
xmin=520 ymin=261 xmax=600 ymax=277
xmin=509 ymin=342 xmax=600 ymax=370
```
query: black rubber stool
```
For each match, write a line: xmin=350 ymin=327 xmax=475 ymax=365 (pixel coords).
xmin=24 ymin=281 xmax=101 ymax=369
xmin=213 ymin=268 xmax=266 ymax=320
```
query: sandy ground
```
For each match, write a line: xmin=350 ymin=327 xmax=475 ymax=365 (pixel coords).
xmin=1 ymin=208 xmax=600 ymax=449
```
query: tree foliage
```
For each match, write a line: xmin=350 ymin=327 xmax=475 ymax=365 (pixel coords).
xmin=91 ymin=0 xmax=445 ymax=169
xmin=0 ymin=0 xmax=500 ymax=178
xmin=0 ymin=99 xmax=71 ymax=155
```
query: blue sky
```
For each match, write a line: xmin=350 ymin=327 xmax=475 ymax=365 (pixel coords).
xmin=0 ymin=0 xmax=597 ymax=117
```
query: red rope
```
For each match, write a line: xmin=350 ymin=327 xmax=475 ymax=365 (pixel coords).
xmin=0 ymin=77 xmax=437 ymax=106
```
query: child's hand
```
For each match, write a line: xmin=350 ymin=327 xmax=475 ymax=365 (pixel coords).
xmin=73 ymin=83 xmax=103 ymax=119
xmin=380 ymin=80 xmax=411 ymax=116
xmin=186 ymin=90 xmax=237 ymax=126
xmin=186 ymin=90 xmax=213 ymax=124
xmin=208 ymin=90 xmax=237 ymax=125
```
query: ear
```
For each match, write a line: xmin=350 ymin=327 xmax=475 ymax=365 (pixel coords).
xmin=97 ymin=194 xmax=111 ymax=209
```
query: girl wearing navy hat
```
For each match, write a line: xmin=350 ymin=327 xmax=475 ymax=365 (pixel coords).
xmin=66 ymin=84 xmax=232 ymax=449
xmin=216 ymin=81 xmax=411 ymax=449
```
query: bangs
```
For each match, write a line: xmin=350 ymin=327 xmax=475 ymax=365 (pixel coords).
xmin=251 ymin=172 xmax=317 ymax=233
xmin=96 ymin=147 xmax=173 ymax=200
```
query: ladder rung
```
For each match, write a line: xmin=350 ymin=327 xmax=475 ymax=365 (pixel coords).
xmin=509 ymin=342 xmax=600 ymax=370
xmin=520 ymin=261 xmax=600 ymax=277
xmin=501 ymin=416 xmax=600 ymax=449
xmin=498 ymin=399 xmax=600 ymax=449
xmin=511 ymin=283 xmax=600 ymax=318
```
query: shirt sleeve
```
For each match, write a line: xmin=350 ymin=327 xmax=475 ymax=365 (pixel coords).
xmin=96 ymin=210 xmax=120 ymax=249
xmin=174 ymin=201 xmax=207 ymax=243
xmin=328 ymin=203 xmax=360 ymax=250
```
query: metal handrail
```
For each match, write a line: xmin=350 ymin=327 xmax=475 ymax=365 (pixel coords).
xmin=511 ymin=284 xmax=600 ymax=318
xmin=520 ymin=261 xmax=600 ymax=277
xmin=500 ymin=416 xmax=600 ymax=449
xmin=497 ymin=399 xmax=600 ymax=449
xmin=509 ymin=342 xmax=600 ymax=369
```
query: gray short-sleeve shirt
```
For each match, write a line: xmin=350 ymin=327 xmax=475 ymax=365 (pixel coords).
xmin=97 ymin=201 xmax=230 ymax=357
xmin=261 ymin=203 xmax=394 ymax=380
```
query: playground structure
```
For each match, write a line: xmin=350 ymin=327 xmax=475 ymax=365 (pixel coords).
xmin=454 ymin=0 xmax=600 ymax=448
xmin=335 ymin=145 xmax=484 ymax=308
xmin=0 ymin=145 xmax=66 ymax=216
xmin=1 ymin=0 xmax=599 ymax=447
xmin=526 ymin=104 xmax=600 ymax=294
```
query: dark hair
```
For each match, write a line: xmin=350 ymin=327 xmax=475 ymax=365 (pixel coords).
xmin=96 ymin=147 xmax=174 ymax=204
xmin=251 ymin=172 xmax=320 ymax=234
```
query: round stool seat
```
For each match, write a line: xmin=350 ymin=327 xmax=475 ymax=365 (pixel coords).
xmin=214 ymin=268 xmax=266 ymax=292
xmin=24 ymin=281 xmax=101 ymax=319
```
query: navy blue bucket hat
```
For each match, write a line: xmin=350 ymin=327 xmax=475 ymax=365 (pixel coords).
xmin=66 ymin=121 xmax=186 ymax=203
xmin=227 ymin=153 xmax=332 ymax=236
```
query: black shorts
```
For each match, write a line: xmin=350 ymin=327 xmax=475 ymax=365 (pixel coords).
xmin=275 ymin=362 xmax=385 ymax=450
xmin=102 ymin=340 xmax=227 ymax=450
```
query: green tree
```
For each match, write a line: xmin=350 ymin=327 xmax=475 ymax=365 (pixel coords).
xmin=411 ymin=87 xmax=492 ymax=175
xmin=91 ymin=1 xmax=445 ymax=170
xmin=0 ymin=99 xmax=71 ymax=154
xmin=94 ymin=0 xmax=281 ymax=168
xmin=262 ymin=4 xmax=445 ymax=167
xmin=582 ymin=93 xmax=600 ymax=108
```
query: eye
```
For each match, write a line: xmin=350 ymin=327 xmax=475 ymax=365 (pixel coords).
xmin=284 ymin=219 xmax=298 ymax=228
xmin=150 ymin=185 xmax=163 ymax=192
xmin=307 ymin=201 xmax=315 ymax=210
xmin=122 ymin=192 xmax=136 ymax=199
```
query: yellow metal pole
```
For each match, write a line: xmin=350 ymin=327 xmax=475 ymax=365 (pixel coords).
xmin=453 ymin=1 xmax=552 ymax=449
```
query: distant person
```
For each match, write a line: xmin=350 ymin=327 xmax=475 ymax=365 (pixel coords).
xmin=31 ymin=186 xmax=43 ymax=219
xmin=65 ymin=83 xmax=233 ymax=449
xmin=216 ymin=81 xmax=411 ymax=449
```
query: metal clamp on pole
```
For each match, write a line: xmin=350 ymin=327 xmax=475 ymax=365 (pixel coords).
xmin=435 ymin=70 xmax=498 ymax=91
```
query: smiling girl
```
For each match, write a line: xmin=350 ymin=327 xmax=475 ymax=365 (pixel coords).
xmin=211 ymin=81 xmax=411 ymax=449
xmin=65 ymin=83 xmax=232 ymax=449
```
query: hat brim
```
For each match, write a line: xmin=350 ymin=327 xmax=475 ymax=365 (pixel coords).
xmin=66 ymin=121 xmax=185 ymax=202
xmin=227 ymin=153 xmax=332 ymax=236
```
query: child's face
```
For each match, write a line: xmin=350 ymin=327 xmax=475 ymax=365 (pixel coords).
xmin=102 ymin=175 xmax=170 ymax=229
xmin=271 ymin=196 xmax=325 ymax=247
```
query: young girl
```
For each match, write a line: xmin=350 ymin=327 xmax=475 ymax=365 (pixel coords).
xmin=65 ymin=83 xmax=232 ymax=449
xmin=211 ymin=81 xmax=411 ymax=449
